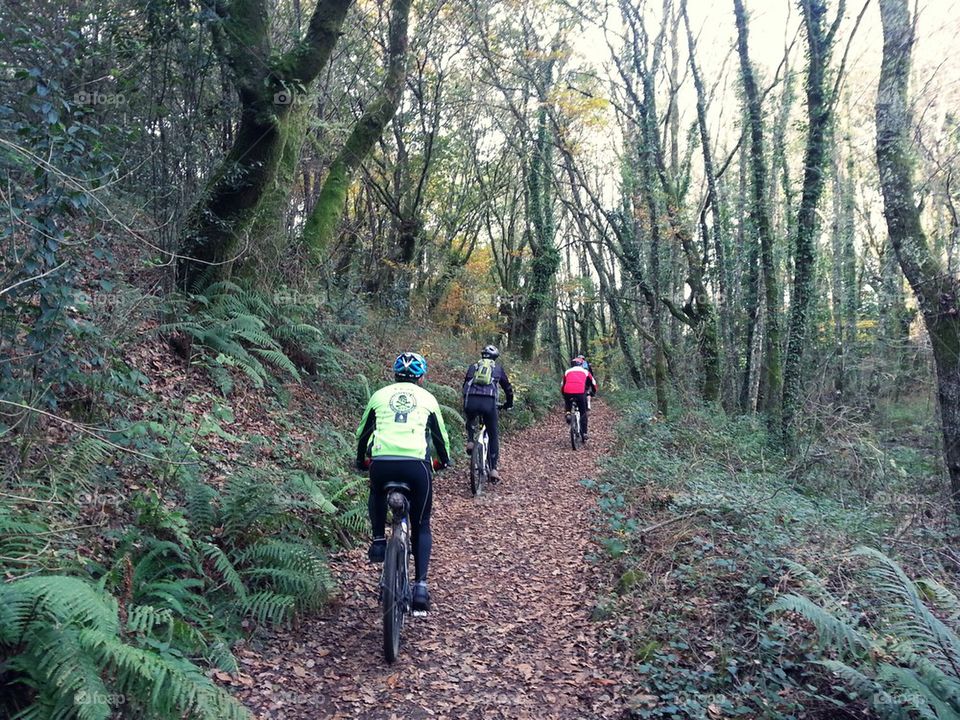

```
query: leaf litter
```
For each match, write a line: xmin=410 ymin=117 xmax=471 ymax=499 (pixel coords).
xmin=225 ymin=400 xmax=635 ymax=719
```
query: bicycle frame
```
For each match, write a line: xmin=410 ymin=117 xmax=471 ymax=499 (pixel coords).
xmin=381 ymin=483 xmax=412 ymax=662
xmin=569 ymin=405 xmax=583 ymax=450
xmin=470 ymin=419 xmax=490 ymax=496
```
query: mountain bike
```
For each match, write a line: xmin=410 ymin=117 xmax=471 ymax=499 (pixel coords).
xmin=469 ymin=417 xmax=490 ymax=496
xmin=569 ymin=403 xmax=584 ymax=450
xmin=468 ymin=406 xmax=506 ymax=496
xmin=377 ymin=460 xmax=447 ymax=662
xmin=380 ymin=480 xmax=415 ymax=663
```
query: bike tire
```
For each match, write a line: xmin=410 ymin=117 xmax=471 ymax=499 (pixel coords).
xmin=570 ymin=414 xmax=581 ymax=450
xmin=382 ymin=539 xmax=405 ymax=662
xmin=470 ymin=439 xmax=484 ymax=496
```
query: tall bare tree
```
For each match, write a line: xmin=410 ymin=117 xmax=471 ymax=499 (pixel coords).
xmin=733 ymin=0 xmax=783 ymax=433
xmin=876 ymin=0 xmax=960 ymax=516
xmin=781 ymin=0 xmax=845 ymax=450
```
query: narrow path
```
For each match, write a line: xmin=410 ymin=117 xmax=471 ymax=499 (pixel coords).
xmin=228 ymin=401 xmax=630 ymax=719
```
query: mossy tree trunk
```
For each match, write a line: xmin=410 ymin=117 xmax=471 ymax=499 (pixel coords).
xmin=518 ymin=57 xmax=560 ymax=362
xmin=300 ymin=0 xmax=414 ymax=261
xmin=642 ymin=48 xmax=720 ymax=404
xmin=830 ymin=145 xmax=858 ymax=397
xmin=782 ymin=0 xmax=843 ymax=451
xmin=681 ymin=0 xmax=725 ymax=404
xmin=876 ymin=0 xmax=960 ymax=517
xmin=734 ymin=0 xmax=783 ymax=435
xmin=176 ymin=0 xmax=353 ymax=291
xmin=240 ymin=101 xmax=312 ymax=282
xmin=737 ymin=143 xmax=762 ymax=412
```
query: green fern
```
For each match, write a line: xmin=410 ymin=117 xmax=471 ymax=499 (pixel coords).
xmin=182 ymin=477 xmax=218 ymax=535
xmin=0 ymin=506 xmax=50 ymax=569
xmin=241 ymin=590 xmax=295 ymax=625
xmin=771 ymin=549 xmax=960 ymax=720
xmin=0 ymin=576 xmax=249 ymax=720
xmin=159 ymin=282 xmax=331 ymax=391
xmin=769 ymin=592 xmax=869 ymax=655
xmin=199 ymin=541 xmax=247 ymax=598
xmin=51 ymin=437 xmax=113 ymax=489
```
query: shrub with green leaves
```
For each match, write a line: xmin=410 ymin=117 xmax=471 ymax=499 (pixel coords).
xmin=593 ymin=394 xmax=897 ymax=718
xmin=770 ymin=548 xmax=960 ymax=720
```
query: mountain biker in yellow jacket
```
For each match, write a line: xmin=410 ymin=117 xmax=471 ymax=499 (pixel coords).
xmin=356 ymin=352 xmax=451 ymax=612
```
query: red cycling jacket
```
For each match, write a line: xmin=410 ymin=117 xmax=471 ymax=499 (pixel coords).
xmin=561 ymin=366 xmax=598 ymax=395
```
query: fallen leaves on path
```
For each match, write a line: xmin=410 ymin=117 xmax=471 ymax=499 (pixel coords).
xmin=226 ymin=401 xmax=633 ymax=719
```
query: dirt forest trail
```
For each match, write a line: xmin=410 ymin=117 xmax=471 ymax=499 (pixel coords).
xmin=228 ymin=400 xmax=633 ymax=719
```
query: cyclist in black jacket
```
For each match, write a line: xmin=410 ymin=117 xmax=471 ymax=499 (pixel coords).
xmin=463 ymin=344 xmax=514 ymax=482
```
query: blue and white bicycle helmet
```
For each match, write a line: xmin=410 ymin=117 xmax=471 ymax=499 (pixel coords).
xmin=393 ymin=352 xmax=427 ymax=380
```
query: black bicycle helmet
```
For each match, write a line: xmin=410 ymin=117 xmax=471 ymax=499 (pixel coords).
xmin=481 ymin=344 xmax=500 ymax=360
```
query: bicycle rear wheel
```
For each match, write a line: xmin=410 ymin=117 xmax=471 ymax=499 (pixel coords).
xmin=570 ymin=412 xmax=581 ymax=450
xmin=382 ymin=538 xmax=406 ymax=662
xmin=470 ymin=437 xmax=485 ymax=496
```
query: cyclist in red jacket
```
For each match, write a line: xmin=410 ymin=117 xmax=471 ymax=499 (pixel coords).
xmin=561 ymin=356 xmax=598 ymax=443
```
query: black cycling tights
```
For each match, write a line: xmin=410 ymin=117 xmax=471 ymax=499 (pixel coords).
xmin=464 ymin=394 xmax=500 ymax=469
xmin=369 ymin=459 xmax=433 ymax=582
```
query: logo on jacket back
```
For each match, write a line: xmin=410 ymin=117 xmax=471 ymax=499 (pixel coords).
xmin=389 ymin=390 xmax=417 ymax=423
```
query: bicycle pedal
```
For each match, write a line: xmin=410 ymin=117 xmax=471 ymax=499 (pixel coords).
xmin=411 ymin=609 xmax=429 ymax=618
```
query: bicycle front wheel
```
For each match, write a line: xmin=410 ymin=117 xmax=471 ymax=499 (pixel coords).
xmin=470 ymin=439 xmax=484 ymax=496
xmin=382 ymin=539 xmax=406 ymax=662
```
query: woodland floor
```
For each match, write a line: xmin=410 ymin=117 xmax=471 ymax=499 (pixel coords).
xmin=224 ymin=400 xmax=635 ymax=719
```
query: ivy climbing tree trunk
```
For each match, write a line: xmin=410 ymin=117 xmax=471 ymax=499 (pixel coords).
xmin=782 ymin=0 xmax=843 ymax=451
xmin=681 ymin=0 xmax=725 ymax=404
xmin=176 ymin=0 xmax=353 ymax=291
xmin=518 ymin=56 xmax=560 ymax=361
xmin=635 ymin=9 xmax=719 ymax=405
xmin=734 ymin=0 xmax=783 ymax=434
xmin=830 ymin=146 xmax=858 ymax=397
xmin=876 ymin=0 xmax=960 ymax=518
xmin=301 ymin=0 xmax=414 ymax=260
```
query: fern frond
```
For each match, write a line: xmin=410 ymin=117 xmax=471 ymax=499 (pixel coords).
xmin=201 ymin=280 xmax=246 ymax=297
xmin=336 ymin=504 xmax=368 ymax=535
xmin=242 ymin=591 xmax=295 ymax=625
xmin=286 ymin=471 xmax=336 ymax=513
xmin=183 ymin=478 xmax=218 ymax=534
xmin=0 ymin=576 xmax=120 ymax=640
xmin=250 ymin=347 xmax=302 ymax=381
xmin=126 ymin=604 xmax=174 ymax=635
xmin=768 ymin=593 xmax=869 ymax=655
xmin=200 ymin=542 xmax=247 ymax=598
xmin=877 ymin=663 xmax=958 ymax=719
xmin=438 ymin=403 xmax=464 ymax=425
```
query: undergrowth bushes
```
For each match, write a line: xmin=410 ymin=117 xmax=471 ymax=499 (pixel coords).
xmin=593 ymin=391 xmax=953 ymax=719
xmin=1 ymin=278 xmax=557 ymax=718
xmin=771 ymin=549 xmax=960 ymax=719
xmin=0 ymin=283 xmax=368 ymax=718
